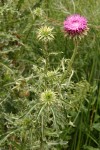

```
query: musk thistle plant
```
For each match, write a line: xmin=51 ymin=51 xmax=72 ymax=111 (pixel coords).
xmin=62 ymin=14 xmax=89 ymax=81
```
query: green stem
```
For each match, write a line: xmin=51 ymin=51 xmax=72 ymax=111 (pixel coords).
xmin=42 ymin=41 xmax=49 ymax=90
xmin=40 ymin=115 xmax=44 ymax=150
xmin=44 ymin=0 xmax=49 ymax=17
xmin=40 ymin=116 xmax=44 ymax=150
xmin=61 ymin=39 xmax=78 ymax=82
xmin=44 ymin=42 xmax=49 ymax=74
xmin=89 ymin=57 xmax=96 ymax=83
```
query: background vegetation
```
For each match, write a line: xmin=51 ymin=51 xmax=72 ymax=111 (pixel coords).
xmin=0 ymin=0 xmax=100 ymax=150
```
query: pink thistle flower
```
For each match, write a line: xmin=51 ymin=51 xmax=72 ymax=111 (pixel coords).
xmin=64 ymin=14 xmax=89 ymax=38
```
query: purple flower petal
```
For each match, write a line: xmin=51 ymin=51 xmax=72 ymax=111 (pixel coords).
xmin=64 ymin=14 xmax=88 ymax=37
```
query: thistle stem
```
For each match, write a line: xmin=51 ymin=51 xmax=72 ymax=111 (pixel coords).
xmin=61 ymin=39 xmax=78 ymax=82
xmin=40 ymin=115 xmax=44 ymax=150
xmin=44 ymin=42 xmax=49 ymax=74
xmin=68 ymin=39 xmax=78 ymax=71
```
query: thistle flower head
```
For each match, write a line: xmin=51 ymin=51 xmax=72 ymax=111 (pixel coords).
xmin=34 ymin=8 xmax=44 ymax=17
xmin=40 ymin=90 xmax=56 ymax=105
xmin=37 ymin=26 xmax=54 ymax=42
xmin=64 ymin=14 xmax=89 ymax=39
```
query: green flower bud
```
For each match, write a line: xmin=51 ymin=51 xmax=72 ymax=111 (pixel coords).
xmin=34 ymin=8 xmax=44 ymax=17
xmin=37 ymin=26 xmax=54 ymax=42
xmin=40 ymin=90 xmax=56 ymax=105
